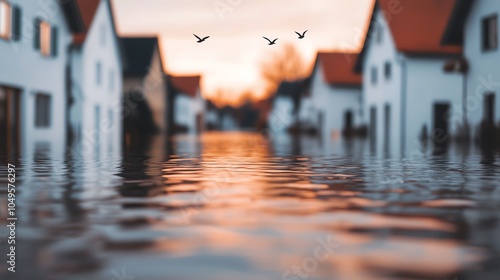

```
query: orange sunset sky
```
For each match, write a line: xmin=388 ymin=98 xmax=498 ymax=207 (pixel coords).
xmin=113 ymin=0 xmax=374 ymax=106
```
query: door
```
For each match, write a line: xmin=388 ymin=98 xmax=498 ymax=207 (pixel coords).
xmin=433 ymin=103 xmax=451 ymax=146
xmin=482 ymin=93 xmax=496 ymax=145
xmin=370 ymin=106 xmax=377 ymax=144
xmin=94 ymin=105 xmax=101 ymax=156
xmin=484 ymin=93 xmax=495 ymax=126
xmin=384 ymin=104 xmax=391 ymax=153
xmin=196 ymin=112 xmax=203 ymax=134
xmin=318 ymin=111 xmax=324 ymax=134
xmin=343 ymin=110 xmax=353 ymax=136
xmin=0 ymin=86 xmax=21 ymax=157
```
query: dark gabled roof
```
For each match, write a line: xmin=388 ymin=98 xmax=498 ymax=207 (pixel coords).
xmin=121 ymin=37 xmax=160 ymax=76
xmin=442 ymin=0 xmax=474 ymax=45
xmin=276 ymin=79 xmax=308 ymax=97
xmin=60 ymin=0 xmax=85 ymax=33
xmin=355 ymin=0 xmax=462 ymax=72
xmin=275 ymin=77 xmax=312 ymax=99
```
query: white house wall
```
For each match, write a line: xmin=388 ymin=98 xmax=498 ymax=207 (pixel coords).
xmin=0 ymin=0 xmax=74 ymax=159
xmin=174 ymin=94 xmax=196 ymax=133
xmin=298 ymin=96 xmax=313 ymax=128
xmin=464 ymin=0 xmax=500 ymax=136
xmin=362 ymin=9 xmax=403 ymax=156
xmin=269 ymin=96 xmax=294 ymax=133
xmin=327 ymin=87 xmax=361 ymax=136
xmin=75 ymin=0 xmax=122 ymax=159
xmin=404 ymin=57 xmax=463 ymax=153
xmin=309 ymin=61 xmax=361 ymax=139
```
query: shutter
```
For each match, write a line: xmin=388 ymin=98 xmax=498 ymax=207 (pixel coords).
xmin=12 ymin=5 xmax=21 ymax=41
xmin=51 ymin=26 xmax=58 ymax=57
xmin=34 ymin=18 xmax=41 ymax=49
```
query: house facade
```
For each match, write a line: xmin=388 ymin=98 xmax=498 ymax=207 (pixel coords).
xmin=356 ymin=0 xmax=464 ymax=156
xmin=121 ymin=37 xmax=169 ymax=144
xmin=0 ymin=0 xmax=83 ymax=158
xmin=303 ymin=52 xmax=362 ymax=139
xmin=168 ymin=75 xmax=204 ymax=134
xmin=442 ymin=0 xmax=500 ymax=145
xmin=270 ymin=79 xmax=308 ymax=133
xmin=68 ymin=0 xmax=122 ymax=158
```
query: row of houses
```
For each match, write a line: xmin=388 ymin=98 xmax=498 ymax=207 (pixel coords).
xmin=0 ymin=0 xmax=207 ymax=159
xmin=272 ymin=0 xmax=499 ymax=155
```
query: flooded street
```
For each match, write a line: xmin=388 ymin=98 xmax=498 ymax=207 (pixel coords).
xmin=2 ymin=132 xmax=500 ymax=280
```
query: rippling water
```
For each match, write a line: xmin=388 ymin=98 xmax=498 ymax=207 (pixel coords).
xmin=1 ymin=132 xmax=500 ymax=280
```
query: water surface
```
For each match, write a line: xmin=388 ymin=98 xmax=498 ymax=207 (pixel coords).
xmin=1 ymin=132 xmax=500 ymax=280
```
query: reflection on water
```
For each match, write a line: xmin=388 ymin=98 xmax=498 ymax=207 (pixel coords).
xmin=1 ymin=132 xmax=500 ymax=280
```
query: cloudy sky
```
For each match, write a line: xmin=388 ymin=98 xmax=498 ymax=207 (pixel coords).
xmin=113 ymin=0 xmax=374 ymax=106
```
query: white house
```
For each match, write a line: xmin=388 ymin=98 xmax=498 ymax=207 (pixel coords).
xmin=68 ymin=0 xmax=122 ymax=158
xmin=270 ymin=79 xmax=309 ymax=133
xmin=121 ymin=37 xmax=169 ymax=144
xmin=355 ymin=0 xmax=464 ymax=156
xmin=205 ymin=99 xmax=220 ymax=131
xmin=302 ymin=52 xmax=362 ymax=139
xmin=0 ymin=0 xmax=83 ymax=158
xmin=270 ymin=92 xmax=294 ymax=133
xmin=168 ymin=75 xmax=204 ymax=134
xmin=442 ymin=0 xmax=500 ymax=145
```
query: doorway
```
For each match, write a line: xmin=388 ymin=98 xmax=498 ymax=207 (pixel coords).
xmin=481 ymin=93 xmax=496 ymax=146
xmin=196 ymin=112 xmax=203 ymax=134
xmin=384 ymin=104 xmax=391 ymax=154
xmin=0 ymin=86 xmax=21 ymax=157
xmin=369 ymin=106 xmax=377 ymax=143
xmin=484 ymin=93 xmax=495 ymax=125
xmin=433 ymin=103 xmax=451 ymax=152
xmin=343 ymin=110 xmax=353 ymax=137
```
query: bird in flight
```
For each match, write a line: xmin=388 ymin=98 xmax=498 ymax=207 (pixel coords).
xmin=295 ymin=30 xmax=308 ymax=39
xmin=193 ymin=34 xmax=210 ymax=43
xmin=263 ymin=36 xmax=278 ymax=45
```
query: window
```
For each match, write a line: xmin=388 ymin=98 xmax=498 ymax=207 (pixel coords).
xmin=34 ymin=18 xmax=57 ymax=57
xmin=35 ymin=94 xmax=51 ymax=127
xmin=109 ymin=70 xmax=114 ymax=91
xmin=40 ymin=21 xmax=51 ymax=56
xmin=482 ymin=15 xmax=498 ymax=51
xmin=0 ymin=1 xmax=11 ymax=39
xmin=100 ymin=23 xmax=106 ymax=46
xmin=371 ymin=66 xmax=378 ymax=84
xmin=384 ymin=62 xmax=391 ymax=80
xmin=0 ymin=1 xmax=20 ymax=40
xmin=96 ymin=62 xmax=102 ymax=85
xmin=376 ymin=26 xmax=383 ymax=43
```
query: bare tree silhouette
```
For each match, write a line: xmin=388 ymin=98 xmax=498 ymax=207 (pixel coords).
xmin=259 ymin=43 xmax=307 ymax=95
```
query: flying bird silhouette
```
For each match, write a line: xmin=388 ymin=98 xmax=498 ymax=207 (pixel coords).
xmin=263 ymin=36 xmax=278 ymax=45
xmin=193 ymin=34 xmax=210 ymax=43
xmin=295 ymin=30 xmax=308 ymax=39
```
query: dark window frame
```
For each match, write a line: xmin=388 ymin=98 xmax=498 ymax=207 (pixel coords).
xmin=371 ymin=66 xmax=378 ymax=85
xmin=96 ymin=62 xmax=102 ymax=85
xmin=384 ymin=61 xmax=392 ymax=80
xmin=34 ymin=93 xmax=51 ymax=128
xmin=482 ymin=14 xmax=498 ymax=52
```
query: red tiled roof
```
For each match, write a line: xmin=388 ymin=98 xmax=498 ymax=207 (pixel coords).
xmin=73 ymin=0 xmax=101 ymax=44
xmin=169 ymin=75 xmax=200 ymax=98
xmin=317 ymin=52 xmax=362 ymax=86
xmin=378 ymin=0 xmax=462 ymax=54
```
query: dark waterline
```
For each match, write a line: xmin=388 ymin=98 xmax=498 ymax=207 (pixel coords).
xmin=1 ymin=131 xmax=500 ymax=280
